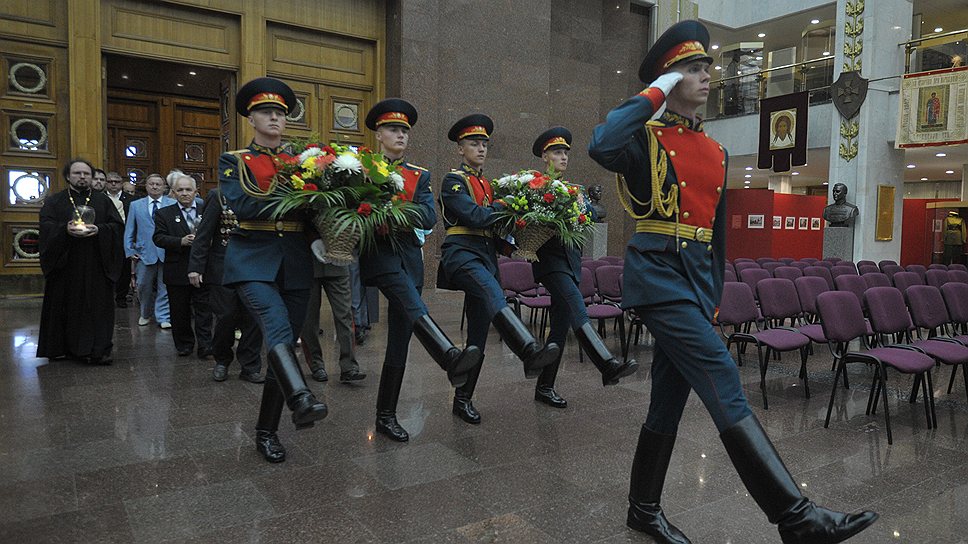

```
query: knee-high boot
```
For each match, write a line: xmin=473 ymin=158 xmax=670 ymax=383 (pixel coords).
xmin=412 ymin=314 xmax=482 ymax=387
xmin=626 ymin=425 xmax=690 ymax=543
xmin=574 ymin=322 xmax=639 ymax=386
xmin=721 ymin=415 xmax=878 ymax=544
xmin=491 ymin=307 xmax=560 ymax=378
xmin=534 ymin=352 xmax=567 ymax=408
xmin=267 ymin=343 xmax=328 ymax=429
xmin=453 ymin=360 xmax=484 ymax=424
xmin=375 ymin=363 xmax=409 ymax=442
xmin=255 ymin=376 xmax=286 ymax=463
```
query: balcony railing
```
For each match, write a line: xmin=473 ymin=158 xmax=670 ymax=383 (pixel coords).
xmin=704 ymin=56 xmax=835 ymax=120
xmin=902 ymin=28 xmax=967 ymax=73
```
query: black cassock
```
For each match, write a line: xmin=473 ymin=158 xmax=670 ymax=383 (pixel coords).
xmin=37 ymin=187 xmax=124 ymax=360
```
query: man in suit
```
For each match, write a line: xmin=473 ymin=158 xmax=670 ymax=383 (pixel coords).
xmin=188 ymin=187 xmax=264 ymax=383
xmin=300 ymin=259 xmax=364 ymax=384
xmin=153 ymin=174 xmax=213 ymax=357
xmin=124 ymin=173 xmax=174 ymax=328
xmin=220 ymin=77 xmax=327 ymax=463
xmin=104 ymin=171 xmax=133 ymax=308
xmin=437 ymin=114 xmax=560 ymax=425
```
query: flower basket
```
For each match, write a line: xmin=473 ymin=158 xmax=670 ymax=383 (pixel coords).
xmin=512 ymin=224 xmax=557 ymax=262
xmin=311 ymin=213 xmax=361 ymax=265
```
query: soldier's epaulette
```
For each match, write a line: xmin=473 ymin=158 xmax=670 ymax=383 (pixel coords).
xmin=646 ymin=120 xmax=664 ymax=127
xmin=448 ymin=169 xmax=468 ymax=179
xmin=226 ymin=149 xmax=251 ymax=156
xmin=405 ymin=162 xmax=428 ymax=172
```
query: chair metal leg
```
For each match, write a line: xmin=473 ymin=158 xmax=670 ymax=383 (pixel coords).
xmin=948 ymin=364 xmax=958 ymax=394
xmin=920 ymin=371 xmax=933 ymax=429
xmin=880 ymin=364 xmax=894 ymax=445
xmin=758 ymin=344 xmax=769 ymax=410
xmin=928 ymin=370 xmax=939 ymax=428
xmin=618 ymin=316 xmax=628 ymax=363
xmin=909 ymin=374 xmax=921 ymax=404
xmin=867 ymin=372 xmax=880 ymax=416
xmin=799 ymin=347 xmax=810 ymax=399
xmin=460 ymin=296 xmax=466 ymax=331
xmin=824 ymin=359 xmax=844 ymax=428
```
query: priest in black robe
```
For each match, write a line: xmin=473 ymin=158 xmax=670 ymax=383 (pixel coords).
xmin=37 ymin=158 xmax=124 ymax=365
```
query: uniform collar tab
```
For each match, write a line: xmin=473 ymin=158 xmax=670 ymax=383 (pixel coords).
xmin=660 ymin=109 xmax=704 ymax=132
xmin=249 ymin=141 xmax=286 ymax=155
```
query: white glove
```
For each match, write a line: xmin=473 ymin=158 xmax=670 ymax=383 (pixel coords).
xmin=649 ymin=72 xmax=684 ymax=96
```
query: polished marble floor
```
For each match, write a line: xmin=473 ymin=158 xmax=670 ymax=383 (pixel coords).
xmin=2 ymin=290 xmax=968 ymax=543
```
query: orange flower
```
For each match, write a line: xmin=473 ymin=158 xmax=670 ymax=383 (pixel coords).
xmin=515 ymin=219 xmax=527 ymax=229
xmin=357 ymin=202 xmax=373 ymax=216
xmin=529 ymin=175 xmax=546 ymax=190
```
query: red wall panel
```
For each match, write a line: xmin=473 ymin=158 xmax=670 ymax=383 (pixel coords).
xmin=724 ymin=189 xmax=826 ymax=260
xmin=901 ymin=198 xmax=957 ymax=266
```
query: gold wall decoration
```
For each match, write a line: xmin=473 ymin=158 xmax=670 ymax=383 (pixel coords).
xmin=875 ymin=185 xmax=895 ymax=241
xmin=839 ymin=0 xmax=864 ymax=161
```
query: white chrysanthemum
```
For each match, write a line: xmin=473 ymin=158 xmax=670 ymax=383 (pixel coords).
xmin=551 ymin=180 xmax=566 ymax=191
xmin=519 ymin=173 xmax=535 ymax=184
xmin=495 ymin=175 xmax=514 ymax=188
xmin=298 ymin=147 xmax=324 ymax=162
xmin=332 ymin=153 xmax=362 ymax=173
xmin=390 ymin=172 xmax=405 ymax=191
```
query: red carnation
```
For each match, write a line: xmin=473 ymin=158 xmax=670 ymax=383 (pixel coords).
xmin=357 ymin=202 xmax=373 ymax=216
xmin=543 ymin=192 xmax=555 ymax=203
xmin=579 ymin=214 xmax=587 ymax=224
xmin=305 ymin=143 xmax=321 ymax=149
xmin=529 ymin=175 xmax=546 ymax=190
xmin=302 ymin=183 xmax=318 ymax=191
xmin=515 ymin=219 xmax=527 ymax=229
xmin=285 ymin=155 xmax=299 ymax=165
xmin=322 ymin=145 xmax=336 ymax=155
xmin=567 ymin=186 xmax=578 ymax=196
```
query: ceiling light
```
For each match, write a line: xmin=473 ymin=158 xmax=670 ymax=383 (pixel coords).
xmin=936 ymin=152 xmax=947 ymax=157
xmin=822 ymin=51 xmax=830 ymax=56
xmin=744 ymin=186 xmax=750 ymax=189
xmin=744 ymin=180 xmax=751 ymax=184
xmin=756 ymin=56 xmax=763 ymax=60
xmin=907 ymin=164 xmax=916 ymax=168
xmin=121 ymin=74 xmax=129 ymax=80
xmin=811 ymin=19 xmax=820 ymax=24
xmin=176 ymin=83 xmax=184 ymax=87
xmin=616 ymin=70 xmax=623 ymax=74
xmin=758 ymin=33 xmax=766 ymax=38
xmin=893 ymin=26 xmax=902 ymax=30
xmin=935 ymin=27 xmax=943 ymax=33
xmin=745 ymin=174 xmax=752 ymax=178
xmin=188 ymin=71 xmax=197 ymax=76
xmin=715 ymin=65 xmax=722 ymax=70
xmin=921 ymin=177 xmax=928 ymax=181
xmin=792 ymin=172 xmax=800 ymax=175
xmin=745 ymin=166 xmax=753 ymax=171
xmin=822 ymin=182 xmax=829 ymax=185
xmin=711 ymin=44 xmax=720 ymax=50
xmin=946 ymin=170 xmax=955 ymax=174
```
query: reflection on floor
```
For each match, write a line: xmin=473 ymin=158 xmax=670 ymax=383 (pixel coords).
xmin=1 ymin=290 xmax=966 ymax=543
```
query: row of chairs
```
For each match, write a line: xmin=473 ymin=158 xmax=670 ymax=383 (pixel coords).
xmin=719 ymin=275 xmax=968 ymax=444
xmin=732 ymin=264 xmax=968 ymax=295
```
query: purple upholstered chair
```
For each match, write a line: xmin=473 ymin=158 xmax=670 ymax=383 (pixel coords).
xmin=856 ymin=259 xmax=877 ymax=269
xmin=500 ymin=261 xmax=551 ymax=336
xmin=739 ymin=267 xmax=772 ymax=298
xmin=804 ymin=266 xmax=835 ymax=290
xmin=878 ymin=259 xmax=898 ymax=272
xmin=600 ymin=255 xmax=623 ymax=264
xmin=928 ymin=263 xmax=948 ymax=271
xmin=580 ymin=274 xmax=626 ymax=353
xmin=582 ymin=259 xmax=611 ymax=278
xmin=824 ymin=257 xmax=843 ymax=264
xmin=831 ymin=265 xmax=859 ymax=280
xmin=724 ymin=268 xmax=738 ymax=283
xmin=725 ymin=261 xmax=736 ymax=276
xmin=778 ymin=257 xmax=795 ymax=265
xmin=773 ymin=266 xmax=803 ymax=282
xmin=834 ymin=274 xmax=869 ymax=311
xmin=857 ymin=264 xmax=879 ymax=275
xmin=949 ymin=263 xmax=968 ymax=272
xmin=892 ymin=271 xmax=923 ymax=292
xmin=905 ymin=285 xmax=968 ymax=401
xmin=762 ymin=261 xmax=785 ymax=276
xmin=925 ymin=269 xmax=950 ymax=288
xmin=880 ymin=263 xmax=903 ymax=281
xmin=949 ymin=269 xmax=968 ymax=284
xmin=790 ymin=261 xmax=810 ymax=270
xmin=817 ymin=291 xmax=935 ymax=444
xmin=719 ymin=281 xmax=810 ymax=409
xmin=792 ymin=276 xmax=829 ymax=345
xmin=905 ymin=264 xmax=928 ymax=282
xmin=862 ymin=272 xmax=892 ymax=289
xmin=801 ymin=258 xmax=819 ymax=264
xmin=815 ymin=260 xmax=834 ymax=269
xmin=734 ymin=257 xmax=755 ymax=264
xmin=734 ymin=261 xmax=761 ymax=274
xmin=596 ymin=265 xmax=623 ymax=305
xmin=941 ymin=282 xmax=968 ymax=343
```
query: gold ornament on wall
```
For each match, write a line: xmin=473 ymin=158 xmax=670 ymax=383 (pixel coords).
xmin=839 ymin=0 xmax=864 ymax=161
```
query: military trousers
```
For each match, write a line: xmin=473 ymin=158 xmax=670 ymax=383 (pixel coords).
xmin=637 ymin=300 xmax=752 ymax=435
xmin=210 ymin=283 xmax=262 ymax=374
xmin=450 ymin=259 xmax=508 ymax=350
xmin=370 ymin=269 xmax=429 ymax=368
xmin=234 ymin=280 xmax=309 ymax=354
xmin=539 ymin=271 xmax=589 ymax=347
xmin=301 ymin=274 xmax=358 ymax=373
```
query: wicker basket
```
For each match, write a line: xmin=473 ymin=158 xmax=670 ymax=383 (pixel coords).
xmin=311 ymin=214 xmax=361 ymax=265
xmin=512 ymin=224 xmax=557 ymax=262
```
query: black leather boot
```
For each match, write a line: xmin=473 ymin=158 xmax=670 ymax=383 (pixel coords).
xmin=453 ymin=360 xmax=483 ymax=424
xmin=255 ymin=377 xmax=287 ymax=463
xmin=534 ymin=352 xmax=567 ymax=408
xmin=575 ymin=322 xmax=639 ymax=385
xmin=721 ymin=415 xmax=878 ymax=544
xmin=267 ymin=343 xmax=328 ymax=429
xmin=626 ymin=425 xmax=690 ymax=543
xmin=375 ymin=364 xmax=409 ymax=442
xmin=412 ymin=314 xmax=482 ymax=387
xmin=491 ymin=307 xmax=560 ymax=379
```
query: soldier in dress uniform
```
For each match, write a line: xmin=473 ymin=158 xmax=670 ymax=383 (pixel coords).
xmin=219 ymin=77 xmax=328 ymax=463
xmin=437 ymin=114 xmax=560 ymax=424
xmin=529 ymin=127 xmax=638 ymax=409
xmin=360 ymin=99 xmax=483 ymax=442
xmin=588 ymin=21 xmax=877 ymax=544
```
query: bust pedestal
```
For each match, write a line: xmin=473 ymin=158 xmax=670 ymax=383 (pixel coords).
xmin=582 ymin=222 xmax=608 ymax=259
xmin=823 ymin=226 xmax=854 ymax=261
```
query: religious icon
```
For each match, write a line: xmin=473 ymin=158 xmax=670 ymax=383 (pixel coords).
xmin=769 ymin=110 xmax=796 ymax=150
xmin=785 ymin=217 xmax=796 ymax=230
xmin=810 ymin=218 xmax=822 ymax=230
xmin=798 ymin=217 xmax=808 ymax=230
xmin=918 ymin=85 xmax=948 ymax=131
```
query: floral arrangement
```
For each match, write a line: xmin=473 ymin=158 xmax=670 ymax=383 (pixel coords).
xmin=491 ymin=169 xmax=593 ymax=257
xmin=264 ymin=138 xmax=423 ymax=263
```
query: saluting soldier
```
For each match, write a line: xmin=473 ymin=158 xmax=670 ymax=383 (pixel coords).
xmin=529 ymin=127 xmax=638 ymax=409
xmin=588 ymin=20 xmax=876 ymax=543
xmin=361 ymin=99 xmax=483 ymax=442
xmin=437 ymin=114 xmax=560 ymax=425
xmin=220 ymin=77 xmax=328 ymax=463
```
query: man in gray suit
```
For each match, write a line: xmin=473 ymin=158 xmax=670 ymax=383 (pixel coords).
xmin=300 ymin=257 xmax=365 ymax=384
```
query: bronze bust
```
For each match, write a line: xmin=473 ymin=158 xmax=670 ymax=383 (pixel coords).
xmin=823 ymin=183 xmax=859 ymax=227
xmin=588 ymin=184 xmax=607 ymax=223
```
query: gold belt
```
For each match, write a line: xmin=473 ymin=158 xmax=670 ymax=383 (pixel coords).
xmin=237 ymin=220 xmax=304 ymax=233
xmin=636 ymin=219 xmax=713 ymax=243
xmin=446 ymin=226 xmax=489 ymax=237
